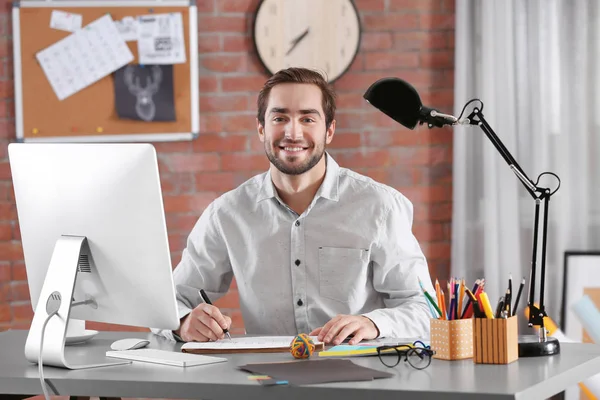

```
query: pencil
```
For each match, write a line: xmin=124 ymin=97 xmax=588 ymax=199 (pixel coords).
xmin=435 ymin=279 xmax=442 ymax=314
xmin=453 ymin=279 xmax=459 ymax=320
xmin=465 ymin=288 xmax=484 ymax=318
xmin=447 ymin=280 xmax=452 ymax=319
xmin=440 ymin=290 xmax=447 ymax=320
xmin=478 ymin=291 xmax=495 ymax=319
xmin=461 ymin=279 xmax=480 ymax=319
xmin=419 ymin=279 xmax=443 ymax=318
xmin=449 ymin=291 xmax=456 ymax=320
xmin=458 ymin=279 xmax=465 ymax=320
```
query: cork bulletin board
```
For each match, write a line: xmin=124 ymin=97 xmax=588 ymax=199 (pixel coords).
xmin=12 ymin=0 xmax=199 ymax=142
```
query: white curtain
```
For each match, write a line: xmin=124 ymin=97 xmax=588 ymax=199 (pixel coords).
xmin=452 ymin=0 xmax=600 ymax=328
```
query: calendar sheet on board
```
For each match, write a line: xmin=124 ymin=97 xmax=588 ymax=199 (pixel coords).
xmin=36 ymin=14 xmax=134 ymax=101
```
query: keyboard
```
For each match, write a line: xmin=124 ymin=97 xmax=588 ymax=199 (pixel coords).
xmin=106 ymin=348 xmax=228 ymax=367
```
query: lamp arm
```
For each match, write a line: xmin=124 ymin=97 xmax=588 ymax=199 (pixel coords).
xmin=466 ymin=107 xmax=553 ymax=334
xmin=466 ymin=108 xmax=539 ymax=198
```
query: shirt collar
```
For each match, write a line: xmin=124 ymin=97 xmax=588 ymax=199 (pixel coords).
xmin=256 ymin=152 xmax=340 ymax=203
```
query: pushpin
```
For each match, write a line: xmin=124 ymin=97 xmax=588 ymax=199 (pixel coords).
xmin=71 ymin=126 xmax=77 ymax=133
xmin=96 ymin=127 xmax=103 ymax=133
xmin=148 ymin=8 xmax=154 ymax=13
xmin=32 ymin=128 xmax=38 ymax=135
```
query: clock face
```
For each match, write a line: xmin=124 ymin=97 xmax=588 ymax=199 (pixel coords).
xmin=253 ymin=0 xmax=362 ymax=83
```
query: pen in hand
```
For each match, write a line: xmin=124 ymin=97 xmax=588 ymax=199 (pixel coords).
xmin=199 ymin=289 xmax=232 ymax=340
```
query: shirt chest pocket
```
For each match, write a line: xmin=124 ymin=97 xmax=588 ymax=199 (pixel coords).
xmin=318 ymin=246 xmax=370 ymax=303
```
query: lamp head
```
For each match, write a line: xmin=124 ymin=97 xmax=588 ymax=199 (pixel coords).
xmin=363 ymin=77 xmax=423 ymax=130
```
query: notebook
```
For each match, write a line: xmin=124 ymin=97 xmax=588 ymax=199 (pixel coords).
xmin=105 ymin=348 xmax=228 ymax=367
xmin=181 ymin=336 xmax=325 ymax=354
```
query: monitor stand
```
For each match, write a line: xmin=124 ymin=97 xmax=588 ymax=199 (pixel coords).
xmin=64 ymin=318 xmax=98 ymax=345
xmin=24 ymin=235 xmax=130 ymax=369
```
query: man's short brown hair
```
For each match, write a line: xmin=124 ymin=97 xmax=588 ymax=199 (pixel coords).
xmin=256 ymin=67 xmax=336 ymax=129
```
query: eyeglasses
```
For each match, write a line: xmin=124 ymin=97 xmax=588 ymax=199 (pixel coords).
xmin=376 ymin=341 xmax=435 ymax=370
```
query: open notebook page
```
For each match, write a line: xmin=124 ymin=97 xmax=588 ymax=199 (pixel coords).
xmin=181 ymin=336 xmax=323 ymax=350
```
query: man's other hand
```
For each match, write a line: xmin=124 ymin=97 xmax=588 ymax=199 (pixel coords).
xmin=310 ymin=314 xmax=379 ymax=345
xmin=175 ymin=303 xmax=232 ymax=342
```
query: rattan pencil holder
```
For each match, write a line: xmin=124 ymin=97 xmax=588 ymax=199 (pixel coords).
xmin=472 ymin=316 xmax=518 ymax=364
xmin=430 ymin=318 xmax=473 ymax=360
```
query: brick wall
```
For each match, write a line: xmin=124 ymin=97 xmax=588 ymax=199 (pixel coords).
xmin=0 ymin=0 xmax=455 ymax=332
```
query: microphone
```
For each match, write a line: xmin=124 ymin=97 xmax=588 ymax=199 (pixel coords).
xmin=363 ymin=77 xmax=462 ymax=129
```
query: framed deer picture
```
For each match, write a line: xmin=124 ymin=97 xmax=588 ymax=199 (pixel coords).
xmin=114 ymin=64 xmax=175 ymax=122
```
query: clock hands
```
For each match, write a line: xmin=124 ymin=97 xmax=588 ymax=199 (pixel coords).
xmin=286 ymin=27 xmax=310 ymax=56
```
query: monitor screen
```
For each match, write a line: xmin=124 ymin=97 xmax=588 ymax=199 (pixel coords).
xmin=9 ymin=143 xmax=179 ymax=332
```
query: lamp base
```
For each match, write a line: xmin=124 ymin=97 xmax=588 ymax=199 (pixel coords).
xmin=518 ymin=335 xmax=560 ymax=357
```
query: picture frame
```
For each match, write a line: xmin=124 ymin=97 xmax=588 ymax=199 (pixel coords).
xmin=561 ymin=251 xmax=600 ymax=339
xmin=561 ymin=251 xmax=600 ymax=400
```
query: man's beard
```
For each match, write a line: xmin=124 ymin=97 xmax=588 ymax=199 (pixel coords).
xmin=265 ymin=139 xmax=325 ymax=176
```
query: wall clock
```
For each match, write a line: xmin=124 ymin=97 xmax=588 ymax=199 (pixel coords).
xmin=252 ymin=0 xmax=362 ymax=83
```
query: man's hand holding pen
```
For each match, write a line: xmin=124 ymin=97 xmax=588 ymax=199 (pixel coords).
xmin=175 ymin=290 xmax=231 ymax=342
xmin=175 ymin=302 xmax=232 ymax=342
xmin=176 ymin=288 xmax=232 ymax=343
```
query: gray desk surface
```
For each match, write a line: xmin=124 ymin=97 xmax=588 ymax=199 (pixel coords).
xmin=1 ymin=330 xmax=600 ymax=400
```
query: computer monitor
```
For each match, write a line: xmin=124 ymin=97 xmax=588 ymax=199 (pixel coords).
xmin=8 ymin=143 xmax=180 ymax=369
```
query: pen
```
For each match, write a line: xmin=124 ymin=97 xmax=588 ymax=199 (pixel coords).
xmin=512 ymin=277 xmax=525 ymax=316
xmin=504 ymin=288 xmax=511 ymax=316
xmin=199 ymin=289 xmax=232 ymax=340
xmin=506 ymin=274 xmax=513 ymax=315
xmin=495 ymin=296 xmax=505 ymax=318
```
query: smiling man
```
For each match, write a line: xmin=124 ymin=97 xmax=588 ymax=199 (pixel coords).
xmin=157 ymin=67 xmax=436 ymax=345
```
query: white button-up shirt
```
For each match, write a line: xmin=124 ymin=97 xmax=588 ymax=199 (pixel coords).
xmin=154 ymin=153 xmax=435 ymax=341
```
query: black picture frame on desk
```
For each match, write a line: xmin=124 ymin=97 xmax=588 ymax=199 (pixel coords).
xmin=561 ymin=251 xmax=600 ymax=400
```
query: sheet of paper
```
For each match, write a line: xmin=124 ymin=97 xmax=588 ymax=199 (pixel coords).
xmin=114 ymin=16 xmax=138 ymax=41
xmin=182 ymin=336 xmax=323 ymax=350
xmin=137 ymin=12 xmax=186 ymax=64
xmin=50 ymin=10 xmax=82 ymax=32
xmin=36 ymin=14 xmax=134 ymax=100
